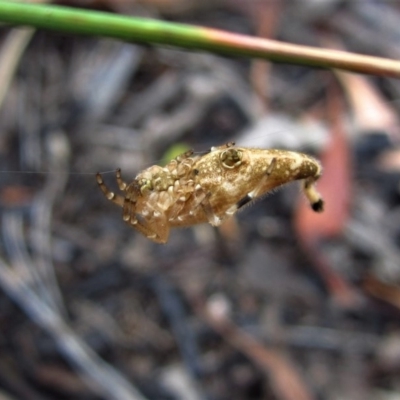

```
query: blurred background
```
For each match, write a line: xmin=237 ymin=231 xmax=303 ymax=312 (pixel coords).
xmin=1 ymin=0 xmax=400 ymax=399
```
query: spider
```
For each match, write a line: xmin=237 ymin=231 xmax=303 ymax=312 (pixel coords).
xmin=97 ymin=143 xmax=324 ymax=243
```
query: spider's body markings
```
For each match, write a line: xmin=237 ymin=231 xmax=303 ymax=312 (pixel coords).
xmin=97 ymin=143 xmax=324 ymax=243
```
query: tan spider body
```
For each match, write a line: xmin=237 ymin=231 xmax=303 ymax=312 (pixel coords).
xmin=97 ymin=143 xmax=324 ymax=243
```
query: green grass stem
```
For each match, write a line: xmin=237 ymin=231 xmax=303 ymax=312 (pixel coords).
xmin=0 ymin=0 xmax=399 ymax=77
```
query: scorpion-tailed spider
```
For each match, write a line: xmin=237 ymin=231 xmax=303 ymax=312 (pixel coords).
xmin=97 ymin=143 xmax=324 ymax=243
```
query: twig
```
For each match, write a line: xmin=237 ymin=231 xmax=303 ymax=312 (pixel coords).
xmin=0 ymin=1 xmax=399 ymax=76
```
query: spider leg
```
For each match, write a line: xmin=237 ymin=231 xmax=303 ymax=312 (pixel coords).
xmin=122 ymin=187 xmax=135 ymax=223
xmin=123 ymin=186 xmax=170 ymax=243
xmin=200 ymin=192 xmax=222 ymax=226
xmin=132 ymin=223 xmax=169 ymax=244
xmin=116 ymin=168 xmax=127 ymax=190
xmin=179 ymin=184 xmax=222 ymax=226
xmin=143 ymin=208 xmax=170 ymax=243
xmin=96 ymin=173 xmax=124 ymax=207
xmin=211 ymin=142 xmax=235 ymax=151
xmin=129 ymin=210 xmax=170 ymax=244
xmin=175 ymin=149 xmax=194 ymax=162
xmin=168 ymin=192 xmax=188 ymax=220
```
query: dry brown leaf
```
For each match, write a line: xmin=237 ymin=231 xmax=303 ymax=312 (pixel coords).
xmin=336 ymin=71 xmax=399 ymax=140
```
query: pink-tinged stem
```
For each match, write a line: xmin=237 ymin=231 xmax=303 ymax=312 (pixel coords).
xmin=0 ymin=1 xmax=399 ymax=77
